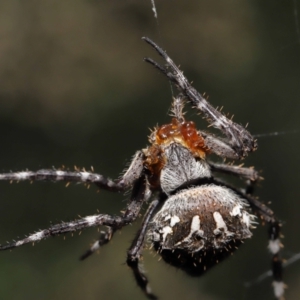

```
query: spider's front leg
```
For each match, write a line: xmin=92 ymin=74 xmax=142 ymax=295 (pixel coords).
xmin=142 ymin=37 xmax=257 ymax=159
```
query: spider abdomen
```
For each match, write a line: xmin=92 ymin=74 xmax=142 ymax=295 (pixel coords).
xmin=148 ymin=185 xmax=256 ymax=275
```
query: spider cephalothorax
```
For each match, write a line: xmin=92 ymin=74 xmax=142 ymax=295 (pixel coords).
xmin=145 ymin=116 xmax=211 ymax=193
xmin=0 ymin=37 xmax=284 ymax=299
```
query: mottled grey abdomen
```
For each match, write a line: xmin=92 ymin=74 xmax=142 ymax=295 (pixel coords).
xmin=148 ymin=185 xmax=256 ymax=275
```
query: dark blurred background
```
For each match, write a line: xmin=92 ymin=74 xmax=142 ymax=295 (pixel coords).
xmin=0 ymin=1 xmax=299 ymax=299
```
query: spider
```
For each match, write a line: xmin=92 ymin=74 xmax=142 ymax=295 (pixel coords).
xmin=0 ymin=37 xmax=284 ymax=299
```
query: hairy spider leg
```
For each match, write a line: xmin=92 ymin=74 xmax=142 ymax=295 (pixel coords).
xmin=80 ymin=226 xmax=115 ymax=260
xmin=142 ymin=36 xmax=257 ymax=159
xmin=0 ymin=151 xmax=144 ymax=191
xmin=79 ymin=151 xmax=146 ymax=260
xmin=127 ymin=199 xmax=160 ymax=300
xmin=0 ymin=174 xmax=147 ymax=250
xmin=212 ymin=176 xmax=284 ymax=299
xmin=209 ymin=161 xmax=261 ymax=182
xmin=0 ymin=169 xmax=125 ymax=192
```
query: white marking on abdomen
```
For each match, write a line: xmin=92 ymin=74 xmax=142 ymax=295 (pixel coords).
xmin=170 ymin=215 xmax=180 ymax=227
xmin=176 ymin=215 xmax=204 ymax=245
xmin=161 ymin=226 xmax=173 ymax=242
xmin=213 ymin=211 xmax=233 ymax=237
xmin=230 ymin=204 xmax=242 ymax=217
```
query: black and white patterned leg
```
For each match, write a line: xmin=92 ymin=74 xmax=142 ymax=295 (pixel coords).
xmin=79 ymin=175 xmax=151 ymax=260
xmin=127 ymin=199 xmax=160 ymax=300
xmin=80 ymin=226 xmax=115 ymax=260
xmin=0 ymin=176 xmax=148 ymax=251
xmin=269 ymin=222 xmax=285 ymax=299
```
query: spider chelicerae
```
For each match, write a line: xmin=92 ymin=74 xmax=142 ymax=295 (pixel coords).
xmin=0 ymin=37 xmax=284 ymax=299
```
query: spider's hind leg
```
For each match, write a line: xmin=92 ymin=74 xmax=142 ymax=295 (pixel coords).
xmin=244 ymin=191 xmax=285 ymax=299
xmin=268 ymin=221 xmax=285 ymax=299
xmin=210 ymin=176 xmax=285 ymax=299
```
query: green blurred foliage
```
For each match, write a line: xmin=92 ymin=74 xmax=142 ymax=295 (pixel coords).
xmin=0 ymin=1 xmax=299 ymax=299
